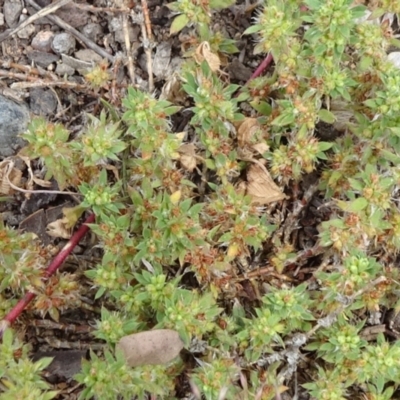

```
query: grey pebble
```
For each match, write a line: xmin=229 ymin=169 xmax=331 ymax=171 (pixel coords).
xmin=61 ymin=54 xmax=91 ymax=72
xmin=26 ymin=50 xmax=59 ymax=69
xmin=4 ymin=0 xmax=23 ymax=28
xmin=29 ymin=88 xmax=57 ymax=116
xmin=0 ymin=95 xmax=29 ymax=158
xmin=81 ymin=23 xmax=102 ymax=42
xmin=55 ymin=62 xmax=75 ymax=76
xmin=52 ymin=32 xmax=76 ymax=55
xmin=16 ymin=15 xmax=36 ymax=39
xmin=75 ymin=49 xmax=103 ymax=64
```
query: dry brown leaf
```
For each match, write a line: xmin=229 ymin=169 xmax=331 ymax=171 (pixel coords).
xmin=237 ymin=118 xmax=260 ymax=147
xmin=0 ymin=159 xmax=22 ymax=194
xmin=116 ymin=329 xmax=184 ymax=367
xmin=46 ymin=218 xmax=72 ymax=239
xmin=251 ymin=142 xmax=269 ymax=155
xmin=194 ymin=41 xmax=221 ymax=72
xmin=178 ymin=143 xmax=198 ymax=172
xmin=246 ymin=163 xmax=286 ymax=205
xmin=160 ymin=72 xmax=187 ymax=103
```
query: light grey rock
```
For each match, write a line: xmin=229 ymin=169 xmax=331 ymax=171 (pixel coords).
xmin=55 ymin=62 xmax=75 ymax=76
xmin=81 ymin=23 xmax=102 ymax=42
xmin=27 ymin=50 xmax=59 ymax=69
xmin=0 ymin=95 xmax=29 ymax=157
xmin=109 ymin=16 xmax=139 ymax=43
xmin=0 ymin=13 xmax=5 ymax=26
xmin=29 ymin=88 xmax=57 ymax=116
xmin=4 ymin=0 xmax=23 ymax=27
xmin=52 ymin=32 xmax=76 ymax=55
xmin=16 ymin=15 xmax=36 ymax=39
xmin=61 ymin=54 xmax=91 ymax=71
xmin=74 ymin=49 xmax=103 ymax=64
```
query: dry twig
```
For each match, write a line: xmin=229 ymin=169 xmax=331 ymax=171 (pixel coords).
xmin=123 ymin=13 xmax=135 ymax=84
xmin=2 ymin=159 xmax=81 ymax=197
xmin=141 ymin=0 xmax=153 ymax=41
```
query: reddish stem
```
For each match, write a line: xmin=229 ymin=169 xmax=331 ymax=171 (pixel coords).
xmin=245 ymin=53 xmax=273 ymax=85
xmin=0 ymin=213 xmax=95 ymax=338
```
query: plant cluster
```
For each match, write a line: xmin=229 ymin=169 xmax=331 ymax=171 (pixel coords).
xmin=2 ymin=0 xmax=400 ymax=399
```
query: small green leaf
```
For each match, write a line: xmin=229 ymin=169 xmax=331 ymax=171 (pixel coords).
xmin=271 ymin=112 xmax=295 ymax=127
xmin=389 ymin=127 xmax=400 ymax=136
xmin=209 ymin=0 xmax=235 ymax=8
xmin=359 ymin=55 xmax=373 ymax=71
xmin=250 ymin=100 xmax=272 ymax=116
xmin=205 ymin=158 xmax=216 ymax=170
xmin=164 ymin=105 xmax=182 ymax=116
xmin=368 ymin=8 xmax=385 ymax=21
xmin=170 ymin=14 xmax=190 ymax=35
xmin=36 ymin=356 xmax=54 ymax=370
xmin=318 ymin=109 xmax=336 ymax=124
xmin=243 ymin=25 xmax=262 ymax=35
xmin=364 ymin=99 xmax=377 ymax=109
xmin=95 ymin=286 xmax=106 ymax=299
xmin=349 ymin=197 xmax=368 ymax=212
xmin=348 ymin=178 xmax=363 ymax=191
xmin=380 ymin=149 xmax=400 ymax=164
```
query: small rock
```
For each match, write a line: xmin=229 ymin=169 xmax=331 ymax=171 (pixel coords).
xmin=26 ymin=50 xmax=59 ymax=69
xmin=31 ymin=30 xmax=54 ymax=52
xmin=109 ymin=17 xmax=139 ymax=43
xmin=0 ymin=95 xmax=29 ymax=157
xmin=20 ymin=179 xmax=58 ymax=216
xmin=16 ymin=15 xmax=36 ymax=39
xmin=55 ymin=4 xmax=88 ymax=28
xmin=74 ymin=49 xmax=103 ymax=64
xmin=4 ymin=0 xmax=23 ymax=28
xmin=52 ymin=32 xmax=76 ymax=55
xmin=0 ymin=13 xmax=5 ymax=26
xmin=61 ymin=54 xmax=91 ymax=71
xmin=55 ymin=62 xmax=75 ymax=76
xmin=117 ymin=329 xmax=184 ymax=367
xmin=81 ymin=23 xmax=102 ymax=42
xmin=31 ymin=350 xmax=88 ymax=382
xmin=29 ymin=88 xmax=57 ymax=116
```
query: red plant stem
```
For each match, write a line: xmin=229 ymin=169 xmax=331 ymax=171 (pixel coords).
xmin=246 ymin=52 xmax=273 ymax=85
xmin=0 ymin=213 xmax=95 ymax=338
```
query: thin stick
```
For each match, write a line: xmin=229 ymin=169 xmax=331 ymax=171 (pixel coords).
xmin=141 ymin=0 xmax=153 ymax=41
xmin=72 ymin=2 xmax=129 ymax=13
xmin=10 ymin=79 xmax=88 ymax=90
xmin=0 ymin=0 xmax=71 ymax=43
xmin=0 ymin=69 xmax=96 ymax=93
xmin=0 ymin=213 xmax=95 ymax=338
xmin=140 ymin=19 xmax=154 ymax=92
xmin=4 ymin=160 xmax=81 ymax=196
xmin=25 ymin=0 xmax=115 ymax=63
xmin=123 ymin=13 xmax=135 ymax=84
xmin=0 ymin=60 xmax=56 ymax=79
xmin=141 ymin=0 xmax=154 ymax=92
